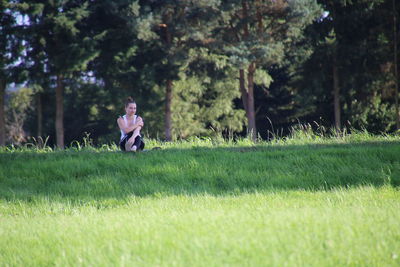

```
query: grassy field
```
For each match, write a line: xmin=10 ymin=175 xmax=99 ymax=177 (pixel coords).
xmin=0 ymin=134 xmax=400 ymax=266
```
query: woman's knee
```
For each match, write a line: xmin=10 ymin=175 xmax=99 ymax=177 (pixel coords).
xmin=125 ymin=140 xmax=134 ymax=150
xmin=127 ymin=136 xmax=135 ymax=145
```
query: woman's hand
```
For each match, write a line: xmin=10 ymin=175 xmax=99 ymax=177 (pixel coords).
xmin=136 ymin=116 xmax=144 ymax=127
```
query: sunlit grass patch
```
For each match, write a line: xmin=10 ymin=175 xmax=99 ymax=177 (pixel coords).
xmin=0 ymin=134 xmax=399 ymax=266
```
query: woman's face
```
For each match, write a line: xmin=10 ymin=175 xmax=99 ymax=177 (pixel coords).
xmin=125 ymin=103 xmax=137 ymax=116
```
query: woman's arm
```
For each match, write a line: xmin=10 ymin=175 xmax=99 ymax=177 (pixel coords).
xmin=117 ymin=116 xmax=144 ymax=133
xmin=131 ymin=125 xmax=142 ymax=140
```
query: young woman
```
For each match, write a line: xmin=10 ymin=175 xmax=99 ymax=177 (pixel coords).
xmin=117 ymin=97 xmax=145 ymax=151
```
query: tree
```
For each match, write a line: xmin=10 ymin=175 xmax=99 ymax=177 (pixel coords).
xmin=0 ymin=0 xmax=24 ymax=145
xmin=135 ymin=0 xmax=221 ymax=140
xmin=212 ymin=0 xmax=322 ymax=140
xmin=19 ymin=0 xmax=100 ymax=148
xmin=5 ymin=87 xmax=33 ymax=144
xmin=393 ymin=0 xmax=399 ymax=129
xmin=170 ymin=48 xmax=246 ymax=139
xmin=295 ymin=0 xmax=399 ymax=133
xmin=21 ymin=10 xmax=50 ymax=140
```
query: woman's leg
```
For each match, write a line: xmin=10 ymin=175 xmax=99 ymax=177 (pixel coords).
xmin=126 ymin=138 xmax=135 ymax=151
xmin=132 ymin=136 xmax=143 ymax=151
xmin=120 ymin=132 xmax=134 ymax=151
xmin=139 ymin=138 xmax=145 ymax=150
xmin=128 ymin=127 xmax=142 ymax=151
xmin=120 ymin=138 xmax=126 ymax=151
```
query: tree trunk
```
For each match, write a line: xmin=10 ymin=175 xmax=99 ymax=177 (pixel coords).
xmin=56 ymin=75 xmax=64 ymax=148
xmin=247 ymin=62 xmax=257 ymax=140
xmin=242 ymin=1 xmax=250 ymax=37
xmin=0 ymin=79 xmax=5 ymax=146
xmin=333 ymin=49 xmax=341 ymax=130
xmin=161 ymin=22 xmax=173 ymax=141
xmin=394 ymin=0 xmax=399 ymax=130
xmin=37 ymin=93 xmax=43 ymax=145
xmin=165 ymin=79 xmax=172 ymax=141
xmin=241 ymin=0 xmax=256 ymax=140
xmin=239 ymin=69 xmax=248 ymax=113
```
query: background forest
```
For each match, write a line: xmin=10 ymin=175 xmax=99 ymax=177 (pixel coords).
xmin=1 ymin=0 xmax=399 ymax=147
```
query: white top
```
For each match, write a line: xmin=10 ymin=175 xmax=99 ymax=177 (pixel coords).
xmin=120 ymin=114 xmax=137 ymax=141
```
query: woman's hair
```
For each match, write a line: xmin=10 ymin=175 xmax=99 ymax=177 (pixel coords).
xmin=125 ymin=96 xmax=136 ymax=108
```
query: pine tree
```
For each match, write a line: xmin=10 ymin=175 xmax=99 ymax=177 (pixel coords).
xmin=134 ymin=0 xmax=221 ymax=140
xmin=211 ymin=0 xmax=322 ymax=140
xmin=0 ymin=0 xmax=24 ymax=145
xmin=170 ymin=48 xmax=246 ymax=138
xmin=296 ymin=0 xmax=399 ymax=132
xmin=393 ymin=0 xmax=399 ymax=129
xmin=19 ymin=0 xmax=100 ymax=148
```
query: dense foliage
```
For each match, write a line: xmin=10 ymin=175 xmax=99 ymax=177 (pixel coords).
xmin=0 ymin=0 xmax=399 ymax=146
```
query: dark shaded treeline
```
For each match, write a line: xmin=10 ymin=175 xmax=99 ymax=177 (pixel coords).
xmin=0 ymin=0 xmax=399 ymax=147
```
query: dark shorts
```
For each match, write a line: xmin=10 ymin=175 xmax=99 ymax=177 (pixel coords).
xmin=119 ymin=131 xmax=145 ymax=151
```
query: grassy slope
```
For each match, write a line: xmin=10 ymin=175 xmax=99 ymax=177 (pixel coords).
xmin=0 ymin=137 xmax=400 ymax=266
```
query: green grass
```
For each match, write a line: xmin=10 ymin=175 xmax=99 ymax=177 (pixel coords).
xmin=0 ymin=134 xmax=400 ymax=266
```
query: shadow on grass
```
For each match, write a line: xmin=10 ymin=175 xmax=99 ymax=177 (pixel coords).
xmin=0 ymin=140 xmax=399 ymax=203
